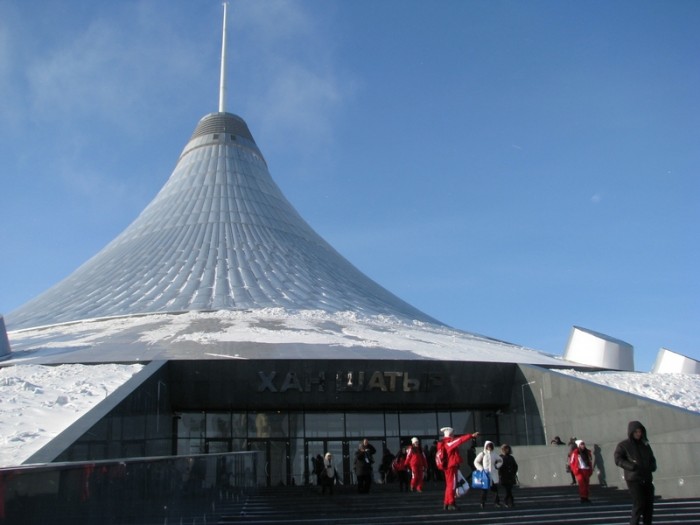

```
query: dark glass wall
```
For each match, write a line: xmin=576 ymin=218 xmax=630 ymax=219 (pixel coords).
xmin=0 ymin=451 xmax=261 ymax=525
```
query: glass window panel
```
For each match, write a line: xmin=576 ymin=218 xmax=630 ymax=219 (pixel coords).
xmin=206 ymin=412 xmax=231 ymax=438
xmin=123 ymin=413 xmax=145 ymax=436
xmin=399 ymin=411 xmax=437 ymax=437
xmin=230 ymin=438 xmax=246 ymax=452
xmin=345 ymin=412 xmax=384 ymax=438
xmin=451 ymin=410 xmax=475 ymax=435
xmin=384 ymin=412 xmax=399 ymax=437
xmin=304 ymin=413 xmax=344 ymax=438
xmin=288 ymin=412 xmax=304 ymax=438
xmin=248 ymin=412 xmax=288 ymax=438
xmin=206 ymin=440 xmax=230 ymax=453
xmin=231 ymin=413 xmax=247 ymax=437
xmin=437 ymin=411 xmax=452 ymax=432
xmin=178 ymin=412 xmax=205 ymax=438
xmin=474 ymin=410 xmax=499 ymax=441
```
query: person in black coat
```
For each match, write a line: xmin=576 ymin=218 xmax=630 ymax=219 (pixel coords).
xmin=614 ymin=421 xmax=657 ymax=525
xmin=499 ymin=444 xmax=519 ymax=508
xmin=354 ymin=438 xmax=377 ymax=494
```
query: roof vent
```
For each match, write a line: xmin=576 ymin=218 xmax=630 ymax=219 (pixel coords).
xmin=652 ymin=348 xmax=700 ymax=374
xmin=563 ymin=326 xmax=634 ymax=371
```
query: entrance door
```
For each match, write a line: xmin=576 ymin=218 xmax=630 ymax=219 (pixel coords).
xmin=248 ymin=439 xmax=288 ymax=487
xmin=306 ymin=440 xmax=346 ymax=486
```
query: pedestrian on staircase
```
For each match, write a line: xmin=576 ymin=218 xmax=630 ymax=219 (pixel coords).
xmin=439 ymin=427 xmax=480 ymax=511
xmin=499 ymin=444 xmax=519 ymax=508
xmin=569 ymin=439 xmax=594 ymax=504
xmin=320 ymin=452 xmax=337 ymax=495
xmin=354 ymin=438 xmax=376 ymax=494
xmin=614 ymin=420 xmax=657 ymax=525
xmin=407 ymin=437 xmax=428 ymax=492
xmin=474 ymin=440 xmax=503 ymax=509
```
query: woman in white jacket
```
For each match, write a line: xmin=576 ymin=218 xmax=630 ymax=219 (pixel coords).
xmin=473 ymin=440 xmax=503 ymax=509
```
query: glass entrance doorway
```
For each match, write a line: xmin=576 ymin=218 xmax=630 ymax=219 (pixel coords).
xmin=248 ymin=439 xmax=288 ymax=487
xmin=306 ymin=439 xmax=347 ymax=485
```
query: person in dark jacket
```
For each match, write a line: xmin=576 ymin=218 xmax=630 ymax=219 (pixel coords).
xmin=499 ymin=444 xmax=519 ymax=508
xmin=614 ymin=421 xmax=657 ymax=525
xmin=566 ymin=437 xmax=578 ymax=485
xmin=354 ymin=438 xmax=377 ymax=494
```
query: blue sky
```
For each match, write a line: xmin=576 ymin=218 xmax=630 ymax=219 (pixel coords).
xmin=0 ymin=0 xmax=697 ymax=371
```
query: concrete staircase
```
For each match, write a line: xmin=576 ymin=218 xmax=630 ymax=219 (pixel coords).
xmin=214 ymin=482 xmax=700 ymax=525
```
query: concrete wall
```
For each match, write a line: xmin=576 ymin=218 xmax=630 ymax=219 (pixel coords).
xmin=512 ymin=365 xmax=700 ymax=499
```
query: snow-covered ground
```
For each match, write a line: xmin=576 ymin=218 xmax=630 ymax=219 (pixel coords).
xmin=1 ymin=361 xmax=698 ymax=469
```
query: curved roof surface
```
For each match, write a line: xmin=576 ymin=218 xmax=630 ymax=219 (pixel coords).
xmin=8 ymin=113 xmax=436 ymax=330
xmin=6 ymin=309 xmax=569 ymax=366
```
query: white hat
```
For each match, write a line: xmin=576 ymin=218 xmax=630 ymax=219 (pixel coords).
xmin=411 ymin=437 xmax=419 ymax=445
xmin=440 ymin=427 xmax=454 ymax=436
xmin=575 ymin=440 xmax=585 ymax=447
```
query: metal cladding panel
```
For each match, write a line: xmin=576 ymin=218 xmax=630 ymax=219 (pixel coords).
xmin=8 ymin=113 xmax=437 ymax=330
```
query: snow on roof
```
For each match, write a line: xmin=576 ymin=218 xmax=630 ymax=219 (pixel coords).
xmin=555 ymin=368 xmax=700 ymax=413
xmin=5 ymin=309 xmax=568 ymax=365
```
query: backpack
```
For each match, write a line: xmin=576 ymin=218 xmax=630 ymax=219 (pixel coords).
xmin=435 ymin=442 xmax=448 ymax=471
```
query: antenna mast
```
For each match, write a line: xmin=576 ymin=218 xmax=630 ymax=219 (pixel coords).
xmin=218 ymin=2 xmax=228 ymax=113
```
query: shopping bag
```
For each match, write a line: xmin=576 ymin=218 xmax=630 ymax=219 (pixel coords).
xmin=470 ymin=469 xmax=491 ymax=490
xmin=455 ymin=470 xmax=469 ymax=498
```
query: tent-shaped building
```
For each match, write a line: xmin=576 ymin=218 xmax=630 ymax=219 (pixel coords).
xmin=2 ymin=8 xmax=698 ymax=503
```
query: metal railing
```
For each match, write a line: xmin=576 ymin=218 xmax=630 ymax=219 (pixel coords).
xmin=0 ymin=450 xmax=262 ymax=524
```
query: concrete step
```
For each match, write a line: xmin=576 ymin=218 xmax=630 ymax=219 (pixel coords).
xmin=215 ymin=482 xmax=700 ymax=525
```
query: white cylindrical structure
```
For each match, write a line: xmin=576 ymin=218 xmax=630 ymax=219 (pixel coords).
xmin=652 ymin=348 xmax=700 ymax=374
xmin=563 ymin=326 xmax=634 ymax=371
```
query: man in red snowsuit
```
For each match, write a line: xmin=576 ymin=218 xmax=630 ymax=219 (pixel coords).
xmin=441 ymin=427 xmax=480 ymax=511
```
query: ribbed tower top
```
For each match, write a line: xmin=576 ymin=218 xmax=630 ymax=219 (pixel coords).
xmin=7 ymin=112 xmax=438 ymax=330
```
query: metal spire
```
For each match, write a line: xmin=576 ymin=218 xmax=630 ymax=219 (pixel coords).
xmin=218 ymin=2 xmax=228 ymax=113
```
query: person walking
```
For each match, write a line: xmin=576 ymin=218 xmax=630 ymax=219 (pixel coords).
xmin=392 ymin=446 xmax=411 ymax=492
xmin=379 ymin=447 xmax=395 ymax=484
xmin=439 ymin=427 xmax=480 ymax=511
xmin=320 ymin=452 xmax=337 ymax=495
xmin=354 ymin=438 xmax=376 ymax=494
xmin=569 ymin=439 xmax=594 ymax=504
xmin=466 ymin=440 xmax=477 ymax=484
xmin=474 ymin=440 xmax=503 ymax=509
xmin=407 ymin=437 xmax=428 ymax=492
xmin=499 ymin=444 xmax=519 ymax=508
xmin=428 ymin=440 xmax=439 ymax=481
xmin=614 ymin=421 xmax=657 ymax=525
xmin=566 ymin=437 xmax=578 ymax=485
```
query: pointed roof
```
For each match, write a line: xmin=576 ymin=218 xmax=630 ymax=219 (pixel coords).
xmin=7 ymin=112 xmax=438 ymax=330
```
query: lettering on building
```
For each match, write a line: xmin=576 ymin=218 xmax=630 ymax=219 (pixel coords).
xmin=257 ymin=370 xmax=443 ymax=393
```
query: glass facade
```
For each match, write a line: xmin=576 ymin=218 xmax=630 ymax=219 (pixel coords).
xmin=174 ymin=408 xmax=507 ymax=486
